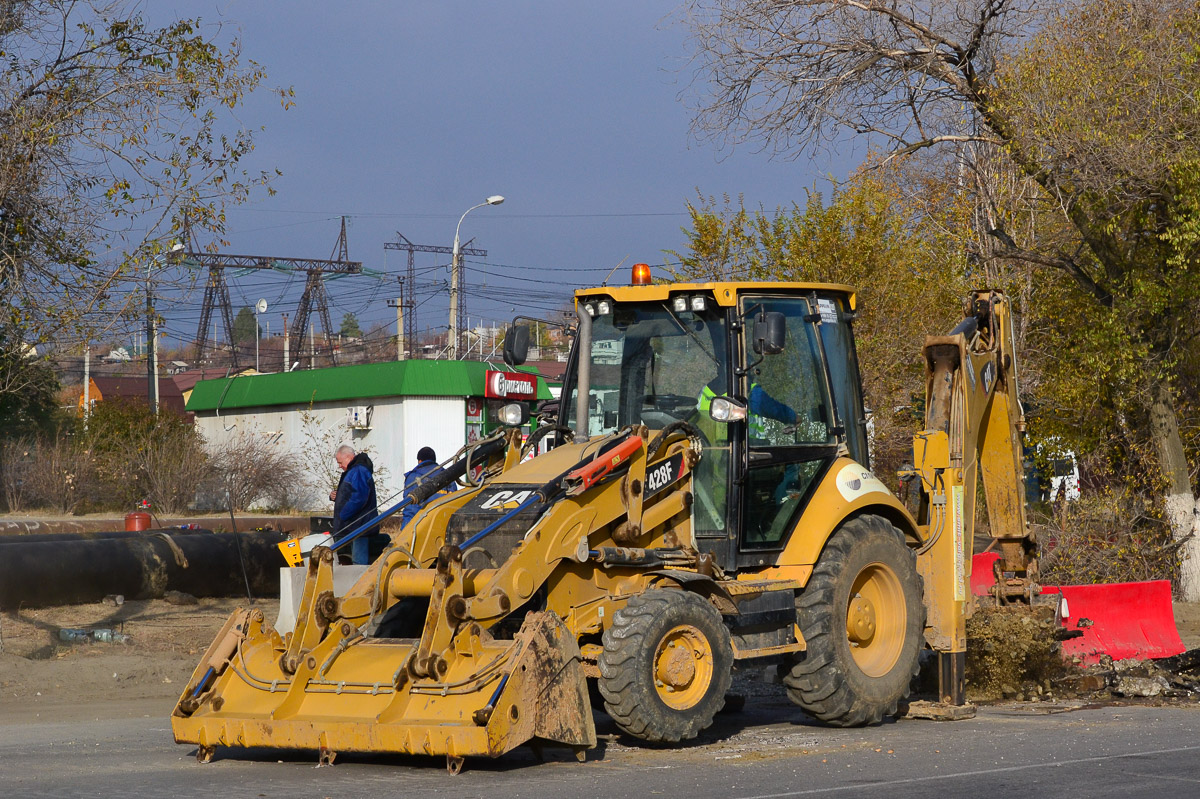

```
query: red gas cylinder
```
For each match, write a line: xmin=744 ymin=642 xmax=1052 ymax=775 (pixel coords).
xmin=124 ymin=512 xmax=151 ymax=532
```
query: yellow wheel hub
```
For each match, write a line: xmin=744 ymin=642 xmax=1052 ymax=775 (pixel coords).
xmin=845 ymin=561 xmax=906 ymax=678
xmin=653 ymin=624 xmax=713 ymax=710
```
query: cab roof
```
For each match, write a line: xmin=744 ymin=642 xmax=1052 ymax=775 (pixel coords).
xmin=576 ymin=280 xmax=858 ymax=310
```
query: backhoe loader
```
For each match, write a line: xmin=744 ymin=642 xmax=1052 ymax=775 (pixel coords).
xmin=172 ymin=271 xmax=1041 ymax=772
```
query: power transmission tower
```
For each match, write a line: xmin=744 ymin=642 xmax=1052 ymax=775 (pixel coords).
xmin=384 ymin=232 xmax=486 ymax=357
xmin=194 ymin=262 xmax=239 ymax=367
xmin=184 ymin=217 xmax=363 ymax=368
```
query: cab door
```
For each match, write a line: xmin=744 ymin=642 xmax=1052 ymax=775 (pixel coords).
xmin=736 ymin=295 xmax=842 ymax=567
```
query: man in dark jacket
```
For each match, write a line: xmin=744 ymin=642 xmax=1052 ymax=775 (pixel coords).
xmin=401 ymin=446 xmax=457 ymax=527
xmin=332 ymin=445 xmax=381 ymax=565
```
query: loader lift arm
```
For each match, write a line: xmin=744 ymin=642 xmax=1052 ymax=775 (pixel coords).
xmin=906 ymin=289 xmax=1037 ymax=706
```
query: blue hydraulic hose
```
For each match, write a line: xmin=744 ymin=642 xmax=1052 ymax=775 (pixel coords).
xmin=192 ymin=667 xmax=214 ymax=698
xmin=485 ymin=672 xmax=510 ymax=708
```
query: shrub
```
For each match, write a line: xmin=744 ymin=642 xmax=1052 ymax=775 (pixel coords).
xmin=82 ymin=399 xmax=208 ymax=514
xmin=22 ymin=433 xmax=95 ymax=514
xmin=1035 ymin=488 xmax=1179 ymax=587
xmin=206 ymin=430 xmax=306 ymax=512
xmin=0 ymin=437 xmax=36 ymax=512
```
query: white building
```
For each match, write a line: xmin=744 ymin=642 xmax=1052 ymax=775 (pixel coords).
xmin=187 ymin=360 xmax=549 ymax=511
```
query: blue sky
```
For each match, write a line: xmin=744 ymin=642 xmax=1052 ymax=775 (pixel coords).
xmin=153 ymin=2 xmax=856 ymax=350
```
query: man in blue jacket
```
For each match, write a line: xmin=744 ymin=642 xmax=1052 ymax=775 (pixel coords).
xmin=332 ymin=445 xmax=381 ymax=565
xmin=401 ymin=447 xmax=457 ymax=527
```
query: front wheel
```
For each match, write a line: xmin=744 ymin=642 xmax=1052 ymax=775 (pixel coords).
xmin=598 ymin=589 xmax=733 ymax=743
xmin=784 ymin=514 xmax=924 ymax=726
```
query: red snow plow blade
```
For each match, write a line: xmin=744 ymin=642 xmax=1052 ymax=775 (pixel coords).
xmin=971 ymin=553 xmax=1184 ymax=665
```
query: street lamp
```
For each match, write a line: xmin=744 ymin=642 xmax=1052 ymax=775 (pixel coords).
xmin=146 ymin=241 xmax=185 ymax=415
xmin=254 ymin=299 xmax=268 ymax=372
xmin=450 ymin=195 xmax=504 ymax=359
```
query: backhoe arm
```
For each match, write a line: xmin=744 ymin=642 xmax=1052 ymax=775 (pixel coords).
xmin=909 ymin=290 xmax=1035 ymax=705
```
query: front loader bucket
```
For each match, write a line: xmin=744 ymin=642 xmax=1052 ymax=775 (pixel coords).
xmin=971 ymin=553 xmax=1184 ymax=665
xmin=170 ymin=608 xmax=595 ymax=767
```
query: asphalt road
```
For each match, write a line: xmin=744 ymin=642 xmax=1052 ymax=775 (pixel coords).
xmin=3 ymin=693 xmax=1199 ymax=799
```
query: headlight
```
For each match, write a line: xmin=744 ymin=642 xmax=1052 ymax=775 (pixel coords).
xmin=672 ymin=296 xmax=688 ymax=313
xmin=596 ymin=299 xmax=612 ymax=315
xmin=583 ymin=303 xmax=596 ymax=317
xmin=690 ymin=295 xmax=708 ymax=312
xmin=498 ymin=402 xmax=529 ymax=426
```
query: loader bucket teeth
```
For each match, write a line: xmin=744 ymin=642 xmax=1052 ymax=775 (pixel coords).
xmin=170 ymin=604 xmax=594 ymax=762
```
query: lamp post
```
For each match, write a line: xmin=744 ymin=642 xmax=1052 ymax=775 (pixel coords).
xmin=450 ymin=195 xmax=504 ymax=359
xmin=146 ymin=241 xmax=185 ymax=415
xmin=254 ymin=298 xmax=267 ymax=372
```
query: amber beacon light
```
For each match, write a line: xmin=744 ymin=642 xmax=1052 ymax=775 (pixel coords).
xmin=631 ymin=263 xmax=652 ymax=285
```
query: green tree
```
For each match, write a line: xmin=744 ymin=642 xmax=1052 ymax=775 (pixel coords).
xmin=684 ymin=0 xmax=1200 ymax=597
xmin=340 ymin=312 xmax=363 ymax=338
xmin=0 ymin=326 xmax=61 ymax=438
xmin=232 ymin=307 xmax=258 ymax=344
xmin=0 ymin=1 xmax=288 ymax=406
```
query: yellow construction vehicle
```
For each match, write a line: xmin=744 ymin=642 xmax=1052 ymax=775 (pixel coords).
xmin=172 ymin=271 xmax=1038 ymax=771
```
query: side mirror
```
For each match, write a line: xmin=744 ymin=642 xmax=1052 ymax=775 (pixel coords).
xmin=708 ymin=395 xmax=747 ymax=423
xmin=753 ymin=312 xmax=786 ymax=355
xmin=503 ymin=324 xmax=530 ymax=366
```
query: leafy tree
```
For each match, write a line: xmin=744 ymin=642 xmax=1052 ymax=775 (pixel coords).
xmin=0 ymin=325 xmax=61 ymax=438
xmin=0 ymin=1 xmax=287 ymax=406
xmin=233 ymin=307 xmax=258 ymax=344
xmin=340 ymin=312 xmax=363 ymax=339
xmin=684 ymin=0 xmax=1200 ymax=597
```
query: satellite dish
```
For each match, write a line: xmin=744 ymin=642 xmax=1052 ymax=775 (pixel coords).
xmin=255 ymin=299 xmax=267 ymax=314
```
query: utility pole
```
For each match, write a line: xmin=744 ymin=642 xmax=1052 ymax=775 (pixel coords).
xmin=82 ymin=346 xmax=90 ymax=430
xmin=309 ymin=322 xmax=316 ymax=370
xmin=282 ymin=313 xmax=290 ymax=371
xmin=384 ymin=233 xmax=488 ymax=362
xmin=146 ymin=271 xmax=156 ymax=414
xmin=387 ymin=296 xmax=405 ymax=360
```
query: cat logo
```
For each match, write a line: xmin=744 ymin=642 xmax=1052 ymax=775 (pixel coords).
xmin=480 ymin=489 xmax=535 ymax=512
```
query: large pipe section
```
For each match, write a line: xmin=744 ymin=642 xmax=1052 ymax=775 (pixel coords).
xmin=0 ymin=528 xmax=211 ymax=546
xmin=0 ymin=529 xmax=288 ymax=610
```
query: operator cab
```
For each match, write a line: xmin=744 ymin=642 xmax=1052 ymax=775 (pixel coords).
xmin=508 ymin=270 xmax=870 ymax=571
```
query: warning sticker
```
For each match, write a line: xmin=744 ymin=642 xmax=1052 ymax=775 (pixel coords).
xmin=816 ymin=298 xmax=839 ymax=324
xmin=952 ymin=485 xmax=965 ymax=601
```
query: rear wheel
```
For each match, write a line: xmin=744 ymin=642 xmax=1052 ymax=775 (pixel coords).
xmin=598 ymin=589 xmax=733 ymax=743
xmin=784 ymin=514 xmax=923 ymax=726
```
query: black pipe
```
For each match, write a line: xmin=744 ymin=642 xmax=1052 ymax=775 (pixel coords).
xmin=0 ymin=530 xmax=288 ymax=610
xmin=0 ymin=529 xmax=211 ymax=546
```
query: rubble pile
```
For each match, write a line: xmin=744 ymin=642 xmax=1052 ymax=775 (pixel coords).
xmin=1057 ymin=649 xmax=1200 ymax=700
xmin=965 ymin=604 xmax=1072 ymax=701
xmin=965 ymin=604 xmax=1200 ymax=703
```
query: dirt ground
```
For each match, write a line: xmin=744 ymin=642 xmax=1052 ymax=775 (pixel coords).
xmin=0 ymin=596 xmax=251 ymax=722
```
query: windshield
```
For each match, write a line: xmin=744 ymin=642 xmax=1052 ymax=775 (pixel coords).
xmin=565 ymin=301 xmax=727 ymax=437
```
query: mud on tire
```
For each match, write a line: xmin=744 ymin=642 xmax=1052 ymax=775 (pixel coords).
xmin=598 ymin=589 xmax=733 ymax=743
xmin=784 ymin=514 xmax=924 ymax=727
